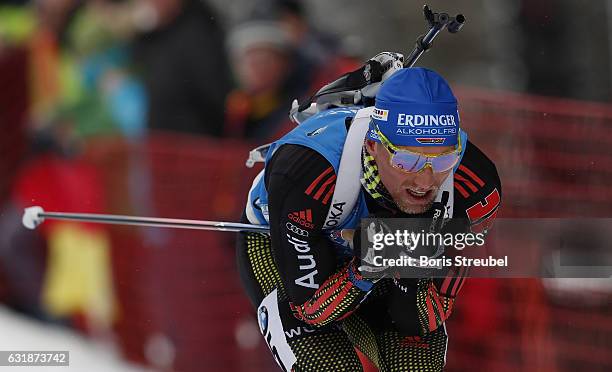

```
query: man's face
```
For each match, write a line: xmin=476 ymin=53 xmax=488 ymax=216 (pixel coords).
xmin=365 ymin=140 xmax=453 ymax=214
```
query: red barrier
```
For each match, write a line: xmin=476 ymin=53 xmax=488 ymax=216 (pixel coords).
xmin=85 ymin=135 xmax=275 ymax=371
xmin=457 ymin=87 xmax=612 ymax=217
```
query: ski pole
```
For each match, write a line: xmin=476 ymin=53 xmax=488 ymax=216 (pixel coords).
xmin=22 ymin=206 xmax=269 ymax=233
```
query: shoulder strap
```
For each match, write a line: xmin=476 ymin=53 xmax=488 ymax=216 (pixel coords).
xmin=436 ymin=173 xmax=455 ymax=218
xmin=436 ymin=128 xmax=468 ymax=218
xmin=323 ymin=107 xmax=373 ymax=229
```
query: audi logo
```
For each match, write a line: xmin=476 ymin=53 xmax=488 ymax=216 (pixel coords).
xmin=286 ymin=222 xmax=309 ymax=237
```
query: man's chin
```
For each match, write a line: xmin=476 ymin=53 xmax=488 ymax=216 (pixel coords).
xmin=397 ymin=201 xmax=435 ymax=215
xmin=394 ymin=189 xmax=437 ymax=214
xmin=395 ymin=194 xmax=436 ymax=214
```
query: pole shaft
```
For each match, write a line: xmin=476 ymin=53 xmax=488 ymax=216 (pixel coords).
xmin=38 ymin=212 xmax=269 ymax=233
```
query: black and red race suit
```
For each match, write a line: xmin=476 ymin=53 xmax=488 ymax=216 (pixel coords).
xmin=236 ymin=139 xmax=501 ymax=372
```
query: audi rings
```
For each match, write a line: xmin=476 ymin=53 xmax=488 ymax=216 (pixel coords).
xmin=286 ymin=222 xmax=309 ymax=237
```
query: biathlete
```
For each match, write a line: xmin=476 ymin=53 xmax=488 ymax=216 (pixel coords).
xmin=237 ymin=65 xmax=501 ymax=372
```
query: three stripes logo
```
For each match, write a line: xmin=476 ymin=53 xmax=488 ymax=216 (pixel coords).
xmin=288 ymin=209 xmax=314 ymax=229
xmin=305 ymin=166 xmax=336 ymax=205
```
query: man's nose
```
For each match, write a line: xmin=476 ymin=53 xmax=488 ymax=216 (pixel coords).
xmin=412 ymin=165 xmax=435 ymax=189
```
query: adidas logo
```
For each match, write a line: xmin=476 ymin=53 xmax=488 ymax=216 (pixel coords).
xmin=288 ymin=209 xmax=314 ymax=229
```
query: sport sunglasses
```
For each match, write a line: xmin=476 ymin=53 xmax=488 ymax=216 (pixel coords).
xmin=375 ymin=126 xmax=461 ymax=173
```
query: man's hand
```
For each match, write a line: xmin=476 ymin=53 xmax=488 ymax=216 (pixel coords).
xmin=351 ymin=192 xmax=455 ymax=278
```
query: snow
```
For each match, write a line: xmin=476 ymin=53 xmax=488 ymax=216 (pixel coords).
xmin=0 ymin=306 xmax=152 ymax=372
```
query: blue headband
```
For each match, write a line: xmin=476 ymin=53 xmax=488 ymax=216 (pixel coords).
xmin=366 ymin=68 xmax=460 ymax=147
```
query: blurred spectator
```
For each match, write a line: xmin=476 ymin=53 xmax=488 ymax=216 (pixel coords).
xmin=250 ymin=0 xmax=362 ymax=64
xmin=132 ymin=0 xmax=233 ymax=136
xmin=224 ymin=20 xmax=297 ymax=140
xmin=24 ymin=0 xmax=147 ymax=140
xmin=0 ymin=0 xmax=132 ymax=334
xmin=224 ymin=15 xmax=359 ymax=141
xmin=65 ymin=1 xmax=148 ymax=139
xmin=28 ymin=0 xmax=81 ymax=124
xmin=0 ymin=113 xmax=117 ymax=334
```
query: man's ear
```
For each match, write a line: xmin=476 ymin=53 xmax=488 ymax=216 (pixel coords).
xmin=365 ymin=139 xmax=378 ymax=156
